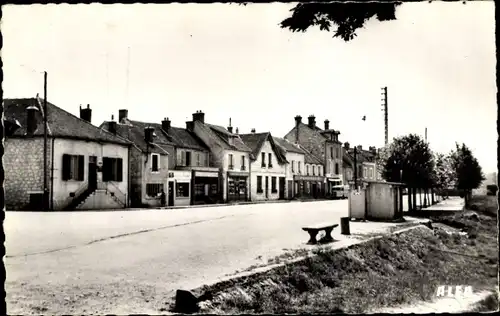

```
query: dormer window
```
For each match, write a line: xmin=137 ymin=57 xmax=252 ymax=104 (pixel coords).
xmin=228 ymin=136 xmax=234 ymax=146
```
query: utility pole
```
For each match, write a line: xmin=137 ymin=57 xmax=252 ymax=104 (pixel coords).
xmin=43 ymin=71 xmax=49 ymax=211
xmin=425 ymin=127 xmax=428 ymax=143
xmin=381 ymin=87 xmax=388 ymax=146
xmin=353 ymin=146 xmax=357 ymax=190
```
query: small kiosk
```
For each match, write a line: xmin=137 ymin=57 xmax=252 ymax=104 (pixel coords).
xmin=348 ymin=180 xmax=405 ymax=221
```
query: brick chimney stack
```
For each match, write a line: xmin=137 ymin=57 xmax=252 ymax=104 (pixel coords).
xmin=324 ymin=119 xmax=330 ymax=130
xmin=251 ymin=128 xmax=256 ymax=133
xmin=307 ymin=115 xmax=316 ymax=129
xmin=162 ymin=117 xmax=171 ymax=133
xmin=108 ymin=115 xmax=117 ymax=134
xmin=80 ymin=104 xmax=92 ymax=123
xmin=192 ymin=110 xmax=205 ymax=123
xmin=227 ymin=117 xmax=233 ymax=133
xmin=344 ymin=142 xmax=350 ymax=149
xmin=118 ymin=109 xmax=128 ymax=123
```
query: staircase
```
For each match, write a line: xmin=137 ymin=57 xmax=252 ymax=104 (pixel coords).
xmin=76 ymin=189 xmax=124 ymax=210
xmin=63 ymin=185 xmax=93 ymax=210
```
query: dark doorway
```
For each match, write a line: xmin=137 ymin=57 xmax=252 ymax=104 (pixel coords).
xmin=168 ymin=181 xmax=174 ymax=206
xmin=185 ymin=151 xmax=192 ymax=167
xmin=88 ymin=156 xmax=97 ymax=190
xmin=279 ymin=177 xmax=285 ymax=199
xmin=312 ymin=183 xmax=318 ymax=199
xmin=265 ymin=176 xmax=269 ymax=199
xmin=288 ymin=180 xmax=293 ymax=199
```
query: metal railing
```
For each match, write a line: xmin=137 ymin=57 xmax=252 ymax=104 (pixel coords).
xmin=61 ymin=182 xmax=89 ymax=210
xmin=106 ymin=181 xmax=128 ymax=208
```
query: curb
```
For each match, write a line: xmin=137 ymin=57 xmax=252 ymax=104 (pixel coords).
xmin=181 ymin=221 xmax=432 ymax=301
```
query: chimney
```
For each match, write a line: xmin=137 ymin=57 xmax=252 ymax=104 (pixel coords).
xmin=357 ymin=145 xmax=362 ymax=151
xmin=251 ymin=128 xmax=256 ymax=133
xmin=307 ymin=115 xmax=316 ymax=129
xmin=235 ymin=127 xmax=239 ymax=134
xmin=344 ymin=142 xmax=350 ymax=149
xmin=119 ymin=109 xmax=128 ymax=123
xmin=108 ymin=115 xmax=117 ymax=134
xmin=227 ymin=117 xmax=233 ymax=133
xmin=294 ymin=115 xmax=302 ymax=144
xmin=162 ymin=117 xmax=171 ymax=133
xmin=186 ymin=121 xmax=194 ymax=132
xmin=324 ymin=119 xmax=330 ymax=130
xmin=26 ymin=105 xmax=39 ymax=136
xmin=80 ymin=104 xmax=92 ymax=123
xmin=369 ymin=146 xmax=377 ymax=155
xmin=192 ymin=110 xmax=205 ymax=123
xmin=144 ymin=126 xmax=154 ymax=143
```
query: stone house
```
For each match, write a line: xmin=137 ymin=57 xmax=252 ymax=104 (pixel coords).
xmin=343 ymin=142 xmax=379 ymax=187
xmin=4 ymin=98 xmax=131 ymax=211
xmin=284 ymin=115 xmax=344 ymax=197
xmin=186 ymin=111 xmax=252 ymax=203
xmin=297 ymin=145 xmax=326 ymax=199
xmin=100 ymin=111 xmax=171 ymax=208
xmin=240 ymin=132 xmax=288 ymax=201
xmin=111 ymin=110 xmax=221 ymax=207
xmin=272 ymin=137 xmax=306 ymax=199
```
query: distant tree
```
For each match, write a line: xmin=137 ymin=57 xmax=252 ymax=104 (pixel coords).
xmin=381 ymin=134 xmax=434 ymax=211
xmin=280 ymin=2 xmax=401 ymax=41
xmin=486 ymin=184 xmax=498 ymax=196
xmin=432 ymin=152 xmax=456 ymax=199
xmin=450 ymin=143 xmax=485 ymax=206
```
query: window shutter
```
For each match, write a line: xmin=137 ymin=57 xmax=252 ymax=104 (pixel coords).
xmin=102 ymin=157 xmax=109 ymax=182
xmin=62 ymin=154 xmax=71 ymax=180
xmin=181 ymin=151 xmax=186 ymax=166
xmin=78 ymin=155 xmax=85 ymax=181
xmin=117 ymin=158 xmax=123 ymax=182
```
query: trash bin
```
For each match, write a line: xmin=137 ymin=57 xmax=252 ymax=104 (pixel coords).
xmin=341 ymin=217 xmax=350 ymax=235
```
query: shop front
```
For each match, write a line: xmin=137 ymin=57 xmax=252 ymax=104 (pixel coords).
xmin=293 ymin=175 xmax=325 ymax=199
xmin=227 ymin=171 xmax=249 ymax=202
xmin=167 ymin=170 xmax=192 ymax=207
xmin=192 ymin=168 xmax=221 ymax=205
xmin=325 ymin=174 xmax=343 ymax=197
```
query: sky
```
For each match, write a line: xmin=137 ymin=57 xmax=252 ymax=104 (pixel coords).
xmin=2 ymin=2 xmax=497 ymax=173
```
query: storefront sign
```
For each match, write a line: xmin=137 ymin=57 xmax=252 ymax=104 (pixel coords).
xmin=294 ymin=175 xmax=324 ymax=182
xmin=228 ymin=171 xmax=249 ymax=177
xmin=195 ymin=171 xmax=219 ymax=178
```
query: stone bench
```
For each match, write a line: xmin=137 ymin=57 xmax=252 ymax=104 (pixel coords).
xmin=302 ymin=223 xmax=339 ymax=244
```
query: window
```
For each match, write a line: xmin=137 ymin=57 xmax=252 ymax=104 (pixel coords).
xmin=257 ymin=176 xmax=263 ymax=193
xmin=318 ymin=166 xmax=322 ymax=176
xmin=292 ymin=160 xmax=295 ymax=172
xmin=261 ymin=152 xmax=266 ymax=167
xmin=336 ymin=147 xmax=340 ymax=159
xmin=62 ymin=154 xmax=84 ymax=181
xmin=102 ymin=157 xmax=123 ymax=182
xmin=268 ymin=153 xmax=273 ymax=168
xmin=364 ymin=167 xmax=367 ymax=179
xmin=369 ymin=168 xmax=374 ymax=179
xmin=298 ymin=162 xmax=301 ymax=174
xmin=196 ymin=153 xmax=201 ymax=166
xmin=176 ymin=182 xmax=190 ymax=197
xmin=177 ymin=150 xmax=185 ymax=166
xmin=146 ymin=183 xmax=163 ymax=197
xmin=228 ymin=154 xmax=234 ymax=169
xmin=330 ymin=147 xmax=334 ymax=159
xmin=271 ymin=177 xmax=277 ymax=193
xmin=306 ymin=165 xmax=309 ymax=175
xmin=151 ymin=154 xmax=160 ymax=172
xmin=358 ymin=165 xmax=363 ymax=178
xmin=241 ymin=155 xmax=246 ymax=170
xmin=335 ymin=163 xmax=339 ymax=175
xmin=313 ymin=165 xmax=316 ymax=176
xmin=185 ymin=151 xmax=192 ymax=167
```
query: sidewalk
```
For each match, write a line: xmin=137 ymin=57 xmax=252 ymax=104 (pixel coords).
xmin=421 ymin=197 xmax=465 ymax=211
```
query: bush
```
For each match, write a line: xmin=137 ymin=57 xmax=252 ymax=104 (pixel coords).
xmin=486 ymin=185 xmax=498 ymax=196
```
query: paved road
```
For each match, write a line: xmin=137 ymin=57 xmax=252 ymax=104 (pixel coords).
xmin=4 ymin=200 xmax=428 ymax=315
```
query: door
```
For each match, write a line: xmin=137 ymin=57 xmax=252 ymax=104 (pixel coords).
xmin=279 ymin=177 xmax=285 ymax=199
xmin=287 ymin=180 xmax=293 ymax=199
xmin=88 ymin=156 xmax=97 ymax=190
xmin=265 ymin=176 xmax=269 ymax=199
xmin=168 ymin=181 xmax=174 ymax=206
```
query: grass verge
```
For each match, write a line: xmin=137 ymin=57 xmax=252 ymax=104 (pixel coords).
xmin=195 ymin=196 xmax=498 ymax=314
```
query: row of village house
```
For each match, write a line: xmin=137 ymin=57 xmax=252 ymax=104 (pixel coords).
xmin=3 ymin=98 xmax=380 ymax=211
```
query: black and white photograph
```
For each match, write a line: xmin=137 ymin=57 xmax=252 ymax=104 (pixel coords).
xmin=1 ymin=1 xmax=498 ymax=314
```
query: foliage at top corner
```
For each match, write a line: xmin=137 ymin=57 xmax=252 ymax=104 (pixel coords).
xmin=280 ymin=2 xmax=402 ymax=41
